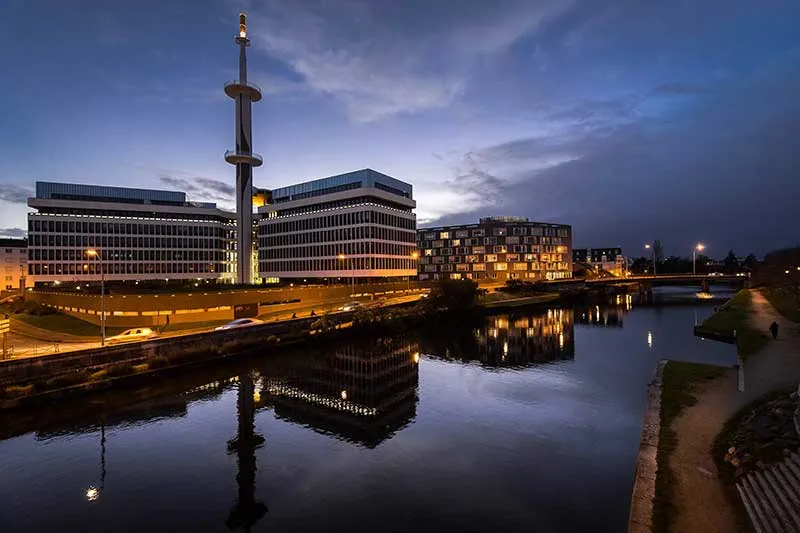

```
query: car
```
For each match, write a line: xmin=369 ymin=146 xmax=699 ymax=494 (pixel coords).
xmin=214 ymin=318 xmax=265 ymax=331
xmin=337 ymin=301 xmax=362 ymax=312
xmin=106 ymin=327 xmax=158 ymax=345
xmin=708 ymin=272 xmax=724 ymax=277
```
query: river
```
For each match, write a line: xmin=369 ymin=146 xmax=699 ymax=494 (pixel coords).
xmin=0 ymin=287 xmax=738 ymax=532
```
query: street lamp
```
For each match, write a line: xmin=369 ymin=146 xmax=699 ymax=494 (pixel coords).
xmin=86 ymin=249 xmax=105 ymax=346
xmin=693 ymin=243 xmax=705 ymax=275
xmin=337 ymin=253 xmax=354 ymax=296
xmin=644 ymin=244 xmax=656 ymax=275
xmin=409 ymin=251 xmax=419 ymax=290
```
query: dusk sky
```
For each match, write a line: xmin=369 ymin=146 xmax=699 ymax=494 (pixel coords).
xmin=1 ymin=0 xmax=798 ymax=257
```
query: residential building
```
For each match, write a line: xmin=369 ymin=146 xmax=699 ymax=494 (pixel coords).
xmin=573 ymin=247 xmax=625 ymax=277
xmin=257 ymin=169 xmax=417 ymax=282
xmin=417 ymin=216 xmax=572 ymax=281
xmin=0 ymin=238 xmax=30 ymax=292
xmin=27 ymin=182 xmax=236 ymax=285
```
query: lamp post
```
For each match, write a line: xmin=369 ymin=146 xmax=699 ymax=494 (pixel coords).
xmin=693 ymin=243 xmax=705 ymax=275
xmin=337 ymin=253 xmax=353 ymax=296
xmin=644 ymin=244 xmax=656 ymax=276
xmin=86 ymin=249 xmax=105 ymax=346
xmin=409 ymin=251 xmax=419 ymax=290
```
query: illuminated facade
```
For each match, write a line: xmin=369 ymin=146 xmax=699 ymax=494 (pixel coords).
xmin=26 ymin=182 xmax=236 ymax=284
xmin=265 ymin=337 xmax=419 ymax=447
xmin=257 ymin=169 xmax=417 ymax=282
xmin=0 ymin=238 xmax=30 ymax=291
xmin=573 ymin=247 xmax=625 ymax=277
xmin=417 ymin=216 xmax=572 ymax=281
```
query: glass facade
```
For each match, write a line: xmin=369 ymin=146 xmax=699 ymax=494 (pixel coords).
xmin=36 ymin=182 xmax=186 ymax=204
xmin=271 ymin=169 xmax=413 ymax=204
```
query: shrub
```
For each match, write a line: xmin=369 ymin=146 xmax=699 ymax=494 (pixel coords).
xmin=266 ymin=335 xmax=280 ymax=345
xmin=44 ymin=372 xmax=86 ymax=389
xmin=106 ymin=363 xmax=133 ymax=378
xmin=88 ymin=369 xmax=109 ymax=381
xmin=132 ymin=363 xmax=149 ymax=372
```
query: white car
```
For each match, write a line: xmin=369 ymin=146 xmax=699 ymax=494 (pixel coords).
xmin=214 ymin=318 xmax=264 ymax=331
xmin=106 ymin=327 xmax=158 ymax=345
xmin=337 ymin=302 xmax=362 ymax=312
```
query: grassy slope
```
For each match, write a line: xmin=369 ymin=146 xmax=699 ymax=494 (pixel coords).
xmin=653 ymin=361 xmax=725 ymax=533
xmin=696 ymin=290 xmax=768 ymax=359
xmin=761 ymin=287 xmax=800 ymax=323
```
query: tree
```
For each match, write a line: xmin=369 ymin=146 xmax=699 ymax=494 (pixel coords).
xmin=631 ymin=257 xmax=651 ymax=274
xmin=426 ymin=279 xmax=483 ymax=310
xmin=723 ymin=250 xmax=740 ymax=274
xmin=742 ymin=253 xmax=759 ymax=271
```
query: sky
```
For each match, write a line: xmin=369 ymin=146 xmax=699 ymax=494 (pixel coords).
xmin=0 ymin=0 xmax=798 ymax=258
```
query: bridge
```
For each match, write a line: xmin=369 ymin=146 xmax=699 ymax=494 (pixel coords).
xmin=546 ymin=274 xmax=747 ymax=295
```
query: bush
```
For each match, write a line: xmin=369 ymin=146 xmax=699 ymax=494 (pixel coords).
xmin=7 ymin=299 xmax=56 ymax=316
xmin=88 ymin=369 xmax=109 ymax=381
xmin=44 ymin=372 xmax=86 ymax=389
xmin=132 ymin=363 xmax=149 ymax=372
xmin=106 ymin=362 xmax=134 ymax=378
xmin=265 ymin=335 xmax=280 ymax=345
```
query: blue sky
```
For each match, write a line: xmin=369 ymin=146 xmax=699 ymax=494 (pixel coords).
xmin=1 ymin=0 xmax=798 ymax=257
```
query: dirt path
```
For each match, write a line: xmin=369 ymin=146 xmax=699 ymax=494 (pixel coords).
xmin=669 ymin=289 xmax=800 ymax=533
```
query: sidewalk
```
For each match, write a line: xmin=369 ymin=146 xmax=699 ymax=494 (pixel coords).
xmin=668 ymin=289 xmax=800 ymax=532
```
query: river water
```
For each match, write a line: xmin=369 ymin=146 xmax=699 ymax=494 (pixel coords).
xmin=0 ymin=287 xmax=738 ymax=532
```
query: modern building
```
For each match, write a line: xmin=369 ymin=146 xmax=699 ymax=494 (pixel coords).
xmin=417 ymin=216 xmax=572 ymax=281
xmin=257 ymin=169 xmax=417 ymax=283
xmin=0 ymin=238 xmax=29 ymax=292
xmin=573 ymin=247 xmax=625 ymax=277
xmin=26 ymin=182 xmax=236 ymax=285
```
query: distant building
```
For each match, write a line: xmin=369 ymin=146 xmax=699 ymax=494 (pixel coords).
xmin=573 ymin=247 xmax=625 ymax=276
xmin=417 ymin=216 xmax=572 ymax=281
xmin=257 ymin=169 xmax=417 ymax=282
xmin=0 ymin=238 xmax=30 ymax=292
xmin=26 ymin=182 xmax=236 ymax=285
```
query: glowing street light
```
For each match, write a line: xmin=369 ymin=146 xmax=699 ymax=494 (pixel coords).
xmin=86 ymin=486 xmax=99 ymax=501
xmin=644 ymin=243 xmax=656 ymax=275
xmin=693 ymin=243 xmax=705 ymax=275
xmin=86 ymin=249 xmax=105 ymax=346
xmin=408 ymin=251 xmax=420 ymax=290
xmin=337 ymin=253 xmax=354 ymax=296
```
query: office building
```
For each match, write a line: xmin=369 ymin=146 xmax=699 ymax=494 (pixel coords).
xmin=573 ymin=247 xmax=625 ymax=277
xmin=0 ymin=238 xmax=29 ymax=292
xmin=27 ymin=182 xmax=236 ymax=284
xmin=417 ymin=216 xmax=572 ymax=281
xmin=257 ymin=169 xmax=417 ymax=282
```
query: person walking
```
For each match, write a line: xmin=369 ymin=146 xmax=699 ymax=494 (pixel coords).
xmin=769 ymin=321 xmax=779 ymax=339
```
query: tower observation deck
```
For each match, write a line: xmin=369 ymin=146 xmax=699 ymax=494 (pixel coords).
xmin=226 ymin=13 xmax=262 ymax=284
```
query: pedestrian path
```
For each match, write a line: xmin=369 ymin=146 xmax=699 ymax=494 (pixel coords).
xmin=668 ymin=289 xmax=800 ymax=533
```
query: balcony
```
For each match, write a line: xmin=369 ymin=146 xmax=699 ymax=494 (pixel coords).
xmin=224 ymin=80 xmax=262 ymax=102
xmin=225 ymin=150 xmax=263 ymax=167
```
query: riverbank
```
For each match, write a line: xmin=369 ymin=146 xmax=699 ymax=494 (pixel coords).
xmin=693 ymin=289 xmax=768 ymax=358
xmin=638 ymin=289 xmax=800 ymax=533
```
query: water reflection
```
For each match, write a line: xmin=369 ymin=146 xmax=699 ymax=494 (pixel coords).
xmin=264 ymin=337 xmax=420 ymax=448
xmin=422 ymin=309 xmax=575 ymax=368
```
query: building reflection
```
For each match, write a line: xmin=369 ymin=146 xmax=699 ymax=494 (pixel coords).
xmin=422 ymin=309 xmax=575 ymax=368
xmin=263 ymin=337 xmax=420 ymax=448
xmin=575 ymin=294 xmax=632 ymax=328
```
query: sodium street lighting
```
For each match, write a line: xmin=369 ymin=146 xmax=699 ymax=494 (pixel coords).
xmin=337 ymin=253 xmax=354 ymax=296
xmin=86 ymin=249 xmax=105 ymax=346
xmin=693 ymin=243 xmax=706 ymax=275
xmin=409 ymin=251 xmax=419 ymax=290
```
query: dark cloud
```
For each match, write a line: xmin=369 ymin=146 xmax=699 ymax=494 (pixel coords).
xmin=0 ymin=227 xmax=26 ymax=238
xmin=431 ymin=52 xmax=800 ymax=257
xmin=0 ymin=184 xmax=33 ymax=204
xmin=158 ymin=175 xmax=234 ymax=203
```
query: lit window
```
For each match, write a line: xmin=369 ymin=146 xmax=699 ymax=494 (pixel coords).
xmin=439 ymin=231 xmax=450 ymax=239
xmin=494 ymin=262 xmax=508 ymax=271
xmin=486 ymin=254 xmax=497 ymax=262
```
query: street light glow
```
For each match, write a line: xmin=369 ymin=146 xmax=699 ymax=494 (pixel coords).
xmin=696 ymin=243 xmax=705 ymax=252
xmin=337 ymin=253 xmax=345 ymax=260
xmin=644 ymin=244 xmax=651 ymax=249
xmin=86 ymin=486 xmax=99 ymax=501
xmin=85 ymin=249 xmax=98 ymax=257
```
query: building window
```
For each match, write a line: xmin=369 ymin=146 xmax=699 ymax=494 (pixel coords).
xmin=451 ymin=239 xmax=461 ymax=247
xmin=456 ymin=263 xmax=469 ymax=272
xmin=493 ymin=227 xmax=507 ymax=236
xmin=472 ymin=246 xmax=486 ymax=254
xmin=424 ymin=249 xmax=434 ymax=256
xmin=486 ymin=254 xmax=497 ymax=262
xmin=484 ymin=237 xmax=496 ymax=245
xmin=439 ymin=231 xmax=450 ymax=239
xmin=466 ymin=255 xmax=480 ymax=263
xmin=513 ymin=262 xmax=528 ymax=271
xmin=471 ymin=229 xmax=485 ymax=237
xmin=494 ymin=262 xmax=508 ymax=271
xmin=440 ymin=248 xmax=452 ymax=256
xmin=455 ymin=230 xmax=469 ymax=238
xmin=506 ymin=236 xmax=520 ymax=245
xmin=494 ymin=245 xmax=507 ymax=254
xmin=433 ymin=240 xmax=444 ymax=248
xmin=473 ymin=263 xmax=486 ymax=271
xmin=506 ymin=253 xmax=520 ymax=262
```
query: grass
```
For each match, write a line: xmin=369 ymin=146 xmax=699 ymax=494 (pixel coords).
xmin=761 ymin=287 xmax=800 ymax=323
xmin=653 ymin=360 xmax=725 ymax=533
xmin=696 ymin=290 xmax=769 ymax=359
xmin=0 ymin=304 xmax=125 ymax=337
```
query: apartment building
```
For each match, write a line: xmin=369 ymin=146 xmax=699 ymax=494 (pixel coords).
xmin=0 ymin=238 xmax=29 ymax=291
xmin=573 ymin=247 xmax=625 ymax=276
xmin=27 ymin=182 xmax=236 ymax=284
xmin=257 ymin=169 xmax=417 ymax=282
xmin=417 ymin=216 xmax=572 ymax=281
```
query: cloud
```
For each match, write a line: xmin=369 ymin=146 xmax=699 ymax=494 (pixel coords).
xmin=158 ymin=175 xmax=234 ymax=204
xmin=245 ymin=0 xmax=570 ymax=122
xmin=653 ymin=83 xmax=715 ymax=95
xmin=0 ymin=184 xmax=33 ymax=204
xmin=0 ymin=227 xmax=26 ymax=238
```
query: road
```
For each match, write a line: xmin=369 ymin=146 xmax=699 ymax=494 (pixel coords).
xmin=2 ymin=293 xmax=427 ymax=361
